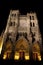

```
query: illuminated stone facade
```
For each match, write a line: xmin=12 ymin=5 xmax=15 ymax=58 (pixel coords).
xmin=0 ymin=10 xmax=42 ymax=60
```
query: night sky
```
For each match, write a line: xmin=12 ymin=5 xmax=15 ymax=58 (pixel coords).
xmin=0 ymin=0 xmax=43 ymax=42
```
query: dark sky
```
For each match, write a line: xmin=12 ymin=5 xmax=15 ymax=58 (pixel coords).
xmin=0 ymin=0 xmax=43 ymax=40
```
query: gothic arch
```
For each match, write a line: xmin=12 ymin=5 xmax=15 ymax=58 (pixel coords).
xmin=15 ymin=36 xmax=30 ymax=52
xmin=32 ymin=42 xmax=40 ymax=52
xmin=14 ymin=36 xmax=30 ymax=60
xmin=2 ymin=40 xmax=12 ymax=59
xmin=32 ymin=41 xmax=41 ymax=61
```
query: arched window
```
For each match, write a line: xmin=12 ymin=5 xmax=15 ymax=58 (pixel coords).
xmin=33 ymin=23 xmax=35 ymax=27
xmin=9 ymin=22 xmax=15 ymax=26
xmin=30 ymin=16 xmax=34 ymax=20
xmin=30 ymin=22 xmax=35 ymax=27
xmin=9 ymin=22 xmax=12 ymax=26
xmin=32 ymin=16 xmax=34 ymax=20
xmin=11 ymin=14 xmax=16 ymax=17
xmin=30 ymin=16 xmax=31 ymax=20
xmin=23 ymin=33 xmax=27 ymax=38
xmin=30 ymin=22 xmax=32 ymax=27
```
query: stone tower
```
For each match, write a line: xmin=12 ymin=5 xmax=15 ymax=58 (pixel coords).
xmin=0 ymin=10 xmax=42 ymax=61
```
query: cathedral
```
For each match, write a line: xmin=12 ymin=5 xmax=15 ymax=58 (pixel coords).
xmin=0 ymin=10 xmax=42 ymax=61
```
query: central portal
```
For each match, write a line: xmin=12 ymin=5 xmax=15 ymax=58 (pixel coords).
xmin=14 ymin=36 xmax=30 ymax=60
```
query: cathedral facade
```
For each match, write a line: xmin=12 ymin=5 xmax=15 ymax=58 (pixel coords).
xmin=0 ymin=10 xmax=42 ymax=61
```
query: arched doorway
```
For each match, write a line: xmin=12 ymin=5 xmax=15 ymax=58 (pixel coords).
xmin=32 ymin=42 xmax=41 ymax=61
xmin=14 ymin=36 xmax=30 ymax=60
xmin=2 ymin=40 xmax=12 ymax=59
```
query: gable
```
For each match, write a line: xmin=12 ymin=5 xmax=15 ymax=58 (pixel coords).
xmin=15 ymin=36 xmax=30 ymax=52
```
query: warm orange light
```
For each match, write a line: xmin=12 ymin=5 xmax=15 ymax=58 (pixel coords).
xmin=0 ymin=38 xmax=3 ymax=54
xmin=14 ymin=52 xmax=19 ymax=60
xmin=37 ymin=53 xmax=41 ymax=61
xmin=3 ymin=54 xmax=7 ymax=59
xmin=14 ymin=55 xmax=19 ymax=60
xmin=38 ymin=56 xmax=41 ymax=61
xmin=25 ymin=55 xmax=30 ymax=60
xmin=33 ymin=52 xmax=41 ymax=61
xmin=25 ymin=53 xmax=30 ymax=60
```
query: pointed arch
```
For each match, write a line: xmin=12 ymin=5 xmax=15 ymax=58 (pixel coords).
xmin=32 ymin=42 xmax=41 ymax=61
xmin=32 ymin=42 xmax=40 ymax=52
xmin=15 ymin=36 xmax=30 ymax=52
xmin=4 ymin=40 xmax=12 ymax=52
xmin=14 ymin=36 xmax=30 ymax=60
xmin=2 ymin=40 xmax=12 ymax=59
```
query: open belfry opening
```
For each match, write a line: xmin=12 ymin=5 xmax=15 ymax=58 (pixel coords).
xmin=0 ymin=10 xmax=42 ymax=61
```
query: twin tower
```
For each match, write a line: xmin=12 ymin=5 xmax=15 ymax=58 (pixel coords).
xmin=1 ymin=10 xmax=42 ymax=60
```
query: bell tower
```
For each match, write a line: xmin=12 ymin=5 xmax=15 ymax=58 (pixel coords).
xmin=1 ymin=10 xmax=19 ymax=58
xmin=3 ymin=10 xmax=19 ymax=44
xmin=30 ymin=13 xmax=42 ymax=50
